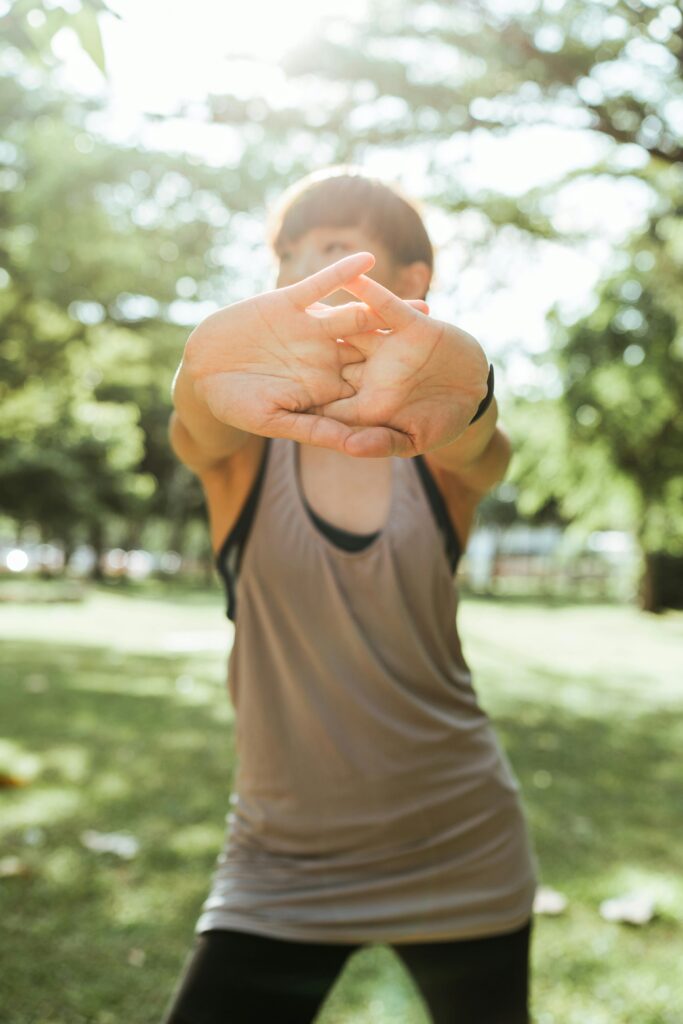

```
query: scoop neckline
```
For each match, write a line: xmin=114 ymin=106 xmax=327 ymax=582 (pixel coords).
xmin=291 ymin=440 xmax=397 ymax=558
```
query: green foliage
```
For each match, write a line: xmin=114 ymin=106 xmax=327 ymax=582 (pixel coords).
xmin=0 ymin=0 xmax=114 ymax=74
xmin=202 ymin=0 xmax=683 ymax=569
xmin=2 ymin=0 xmax=682 ymax=580
xmin=0 ymin=68 xmax=242 ymax=551
xmin=508 ymin=394 xmax=644 ymax=534
xmin=509 ymin=208 xmax=683 ymax=556
xmin=557 ymin=245 xmax=683 ymax=552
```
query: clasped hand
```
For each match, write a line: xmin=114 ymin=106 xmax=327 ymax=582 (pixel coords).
xmin=184 ymin=252 xmax=489 ymax=459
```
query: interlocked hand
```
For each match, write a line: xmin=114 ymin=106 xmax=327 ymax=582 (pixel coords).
xmin=184 ymin=252 xmax=430 ymax=455
xmin=185 ymin=251 xmax=486 ymax=458
xmin=311 ymin=271 xmax=490 ymax=458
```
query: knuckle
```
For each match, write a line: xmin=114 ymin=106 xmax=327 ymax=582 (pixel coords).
xmin=355 ymin=307 xmax=369 ymax=332
xmin=183 ymin=331 xmax=204 ymax=376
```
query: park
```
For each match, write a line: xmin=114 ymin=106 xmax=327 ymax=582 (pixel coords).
xmin=1 ymin=0 xmax=682 ymax=1021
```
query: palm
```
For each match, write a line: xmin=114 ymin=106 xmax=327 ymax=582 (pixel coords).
xmin=193 ymin=301 xmax=357 ymax=430
xmin=315 ymin=276 xmax=490 ymax=457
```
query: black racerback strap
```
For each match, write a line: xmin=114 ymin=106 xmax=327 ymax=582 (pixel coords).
xmin=216 ymin=443 xmax=462 ymax=621
xmin=215 ymin=437 xmax=272 ymax=622
xmin=414 ymin=454 xmax=462 ymax=575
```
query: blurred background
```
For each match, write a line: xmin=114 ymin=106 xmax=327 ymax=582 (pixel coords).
xmin=1 ymin=3 xmax=682 ymax=1023
xmin=1 ymin=0 xmax=681 ymax=609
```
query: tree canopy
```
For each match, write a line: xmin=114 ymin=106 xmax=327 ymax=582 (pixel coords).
xmin=2 ymin=0 xmax=681 ymax=604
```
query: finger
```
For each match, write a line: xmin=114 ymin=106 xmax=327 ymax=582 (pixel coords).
xmin=340 ymin=362 xmax=364 ymax=389
xmin=337 ymin=328 xmax=390 ymax=358
xmin=335 ymin=340 xmax=366 ymax=366
xmin=287 ymin=252 xmax=376 ymax=310
xmin=266 ymin=409 xmax=367 ymax=453
xmin=344 ymin=425 xmax=416 ymax=458
xmin=310 ymin=393 xmax=362 ymax=425
xmin=308 ymin=297 xmax=428 ymax=315
xmin=298 ymin=409 xmax=414 ymax=457
xmin=310 ymin=301 xmax=391 ymax=339
xmin=340 ymin=274 xmax=423 ymax=330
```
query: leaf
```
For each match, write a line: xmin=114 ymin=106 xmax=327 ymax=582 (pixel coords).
xmin=70 ymin=6 xmax=106 ymax=75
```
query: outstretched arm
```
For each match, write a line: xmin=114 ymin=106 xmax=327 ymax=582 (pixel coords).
xmin=426 ymin=400 xmax=512 ymax=496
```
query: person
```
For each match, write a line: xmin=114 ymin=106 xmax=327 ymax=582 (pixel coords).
xmin=162 ymin=168 xmax=538 ymax=1024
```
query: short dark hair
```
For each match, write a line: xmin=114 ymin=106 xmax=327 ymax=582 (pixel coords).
xmin=266 ymin=166 xmax=434 ymax=280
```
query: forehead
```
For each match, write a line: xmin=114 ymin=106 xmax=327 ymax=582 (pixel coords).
xmin=284 ymin=224 xmax=371 ymax=242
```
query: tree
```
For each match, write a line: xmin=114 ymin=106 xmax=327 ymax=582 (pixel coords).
xmin=0 ymin=70 xmax=244 ymax=564
xmin=549 ymin=212 xmax=682 ymax=609
xmin=200 ymin=0 xmax=682 ymax=604
xmin=4 ymin=0 xmax=682 ymax=598
xmin=1 ymin=0 xmax=113 ymax=76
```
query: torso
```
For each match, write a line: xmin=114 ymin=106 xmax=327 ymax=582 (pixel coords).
xmin=200 ymin=434 xmax=479 ymax=557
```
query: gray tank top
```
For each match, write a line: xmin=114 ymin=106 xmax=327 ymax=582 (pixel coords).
xmin=197 ymin=437 xmax=537 ymax=944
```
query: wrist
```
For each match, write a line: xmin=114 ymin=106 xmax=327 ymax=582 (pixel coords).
xmin=469 ymin=364 xmax=494 ymax=425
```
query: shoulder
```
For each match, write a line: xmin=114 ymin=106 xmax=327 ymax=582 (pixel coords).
xmin=195 ymin=434 xmax=270 ymax=555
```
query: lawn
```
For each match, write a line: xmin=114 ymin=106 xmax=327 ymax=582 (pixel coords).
xmin=1 ymin=584 xmax=682 ymax=1024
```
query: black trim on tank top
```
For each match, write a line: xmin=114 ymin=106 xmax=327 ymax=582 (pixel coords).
xmin=302 ymin=498 xmax=380 ymax=551
xmin=215 ymin=442 xmax=462 ymax=621
xmin=215 ymin=437 xmax=272 ymax=622
xmin=414 ymin=455 xmax=462 ymax=574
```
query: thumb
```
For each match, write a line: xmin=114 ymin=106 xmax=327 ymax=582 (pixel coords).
xmin=344 ymin=424 xmax=415 ymax=458
xmin=310 ymin=394 xmax=362 ymax=426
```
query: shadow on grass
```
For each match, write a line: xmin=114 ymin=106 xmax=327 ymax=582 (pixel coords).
xmin=2 ymin=637 xmax=682 ymax=1024
xmin=491 ymin=692 xmax=683 ymax=892
xmin=2 ymin=639 xmax=236 ymax=1024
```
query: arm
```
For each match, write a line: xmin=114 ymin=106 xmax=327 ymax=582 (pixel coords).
xmin=425 ymin=399 xmax=512 ymax=496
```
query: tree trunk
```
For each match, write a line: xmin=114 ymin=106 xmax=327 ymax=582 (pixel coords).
xmin=639 ymin=551 xmax=683 ymax=613
xmin=125 ymin=520 xmax=143 ymax=551
xmin=89 ymin=521 xmax=106 ymax=581
xmin=62 ymin=535 xmax=76 ymax=576
xmin=639 ymin=552 xmax=660 ymax=614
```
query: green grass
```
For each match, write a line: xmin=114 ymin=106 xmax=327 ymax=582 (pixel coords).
xmin=1 ymin=586 xmax=682 ymax=1023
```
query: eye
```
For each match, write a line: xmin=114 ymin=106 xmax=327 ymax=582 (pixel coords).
xmin=325 ymin=241 xmax=351 ymax=253
xmin=279 ymin=251 xmax=291 ymax=262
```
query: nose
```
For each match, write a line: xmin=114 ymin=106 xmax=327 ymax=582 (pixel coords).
xmin=290 ymin=249 xmax=335 ymax=283
xmin=277 ymin=247 xmax=349 ymax=304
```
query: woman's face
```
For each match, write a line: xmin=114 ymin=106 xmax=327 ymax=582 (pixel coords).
xmin=274 ymin=224 xmax=405 ymax=306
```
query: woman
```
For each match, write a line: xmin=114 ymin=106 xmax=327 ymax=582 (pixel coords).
xmin=163 ymin=168 xmax=538 ymax=1024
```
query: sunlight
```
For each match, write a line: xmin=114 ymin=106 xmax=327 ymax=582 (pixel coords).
xmin=46 ymin=0 xmax=645 ymax=388
xmin=101 ymin=0 xmax=368 ymax=113
xmin=206 ymin=0 xmax=367 ymax=61
xmin=72 ymin=0 xmax=370 ymax=118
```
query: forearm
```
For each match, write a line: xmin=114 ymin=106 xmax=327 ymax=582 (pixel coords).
xmin=427 ymin=400 xmax=512 ymax=493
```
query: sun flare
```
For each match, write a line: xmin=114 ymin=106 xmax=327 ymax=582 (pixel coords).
xmin=98 ymin=0 xmax=368 ymax=117
xmin=210 ymin=0 xmax=368 ymax=61
xmin=108 ymin=0 xmax=368 ymax=72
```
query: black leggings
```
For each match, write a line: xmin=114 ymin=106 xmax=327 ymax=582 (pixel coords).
xmin=161 ymin=918 xmax=532 ymax=1024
